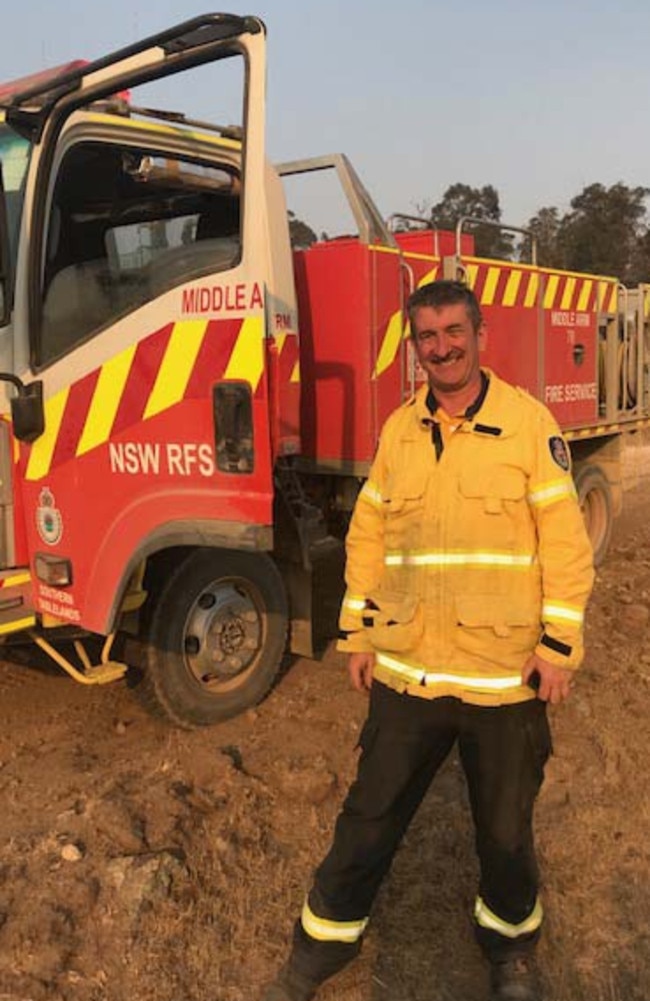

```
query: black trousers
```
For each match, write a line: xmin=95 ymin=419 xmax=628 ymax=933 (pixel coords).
xmin=290 ymin=681 xmax=552 ymax=982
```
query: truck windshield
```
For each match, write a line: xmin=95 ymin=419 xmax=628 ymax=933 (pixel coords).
xmin=0 ymin=122 xmax=31 ymax=278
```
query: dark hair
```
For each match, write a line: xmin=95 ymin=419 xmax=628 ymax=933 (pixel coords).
xmin=407 ymin=279 xmax=482 ymax=334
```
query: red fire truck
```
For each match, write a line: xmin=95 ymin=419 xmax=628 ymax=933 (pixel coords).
xmin=0 ymin=14 xmax=646 ymax=726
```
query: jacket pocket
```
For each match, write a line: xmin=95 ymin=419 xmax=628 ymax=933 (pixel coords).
xmin=456 ymin=594 xmax=539 ymax=629
xmin=364 ymin=588 xmax=424 ymax=653
xmin=455 ymin=594 xmax=540 ymax=660
xmin=382 ymin=469 xmax=428 ymax=547
xmin=458 ymin=466 xmax=526 ymax=514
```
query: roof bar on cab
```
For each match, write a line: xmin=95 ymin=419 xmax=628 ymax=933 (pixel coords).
xmin=1 ymin=13 xmax=263 ymax=111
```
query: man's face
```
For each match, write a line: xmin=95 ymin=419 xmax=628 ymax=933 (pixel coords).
xmin=411 ymin=302 xmax=484 ymax=397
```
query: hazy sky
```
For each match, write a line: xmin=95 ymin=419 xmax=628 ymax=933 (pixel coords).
xmin=3 ymin=0 xmax=650 ymax=232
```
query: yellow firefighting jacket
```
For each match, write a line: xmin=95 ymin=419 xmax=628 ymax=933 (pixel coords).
xmin=338 ymin=371 xmax=595 ymax=706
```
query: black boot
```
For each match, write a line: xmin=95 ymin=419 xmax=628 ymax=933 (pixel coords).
xmin=260 ymin=963 xmax=321 ymax=1001
xmin=490 ymin=954 xmax=543 ymax=1001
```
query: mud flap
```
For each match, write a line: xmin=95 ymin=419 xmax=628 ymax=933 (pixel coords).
xmin=284 ymin=562 xmax=314 ymax=658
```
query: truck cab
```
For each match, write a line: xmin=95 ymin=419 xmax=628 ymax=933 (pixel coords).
xmin=0 ymin=15 xmax=308 ymax=726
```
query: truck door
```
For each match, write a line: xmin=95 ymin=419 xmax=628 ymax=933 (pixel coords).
xmin=0 ymin=120 xmax=36 ymax=633
xmin=3 ymin=14 xmax=278 ymax=633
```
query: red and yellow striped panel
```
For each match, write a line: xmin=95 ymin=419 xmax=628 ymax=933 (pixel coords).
xmin=372 ymin=259 xmax=617 ymax=381
xmin=272 ymin=332 xmax=301 ymax=385
xmin=373 ymin=265 xmax=440 ymax=379
xmin=465 ymin=261 xmax=618 ymax=314
xmin=25 ymin=315 xmax=265 ymax=482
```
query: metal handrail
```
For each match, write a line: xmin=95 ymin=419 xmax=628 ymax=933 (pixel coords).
xmin=455 ymin=215 xmax=538 ymax=265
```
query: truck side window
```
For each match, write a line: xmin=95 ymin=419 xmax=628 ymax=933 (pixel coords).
xmin=38 ymin=140 xmax=241 ymax=367
xmin=0 ymin=126 xmax=31 ymax=263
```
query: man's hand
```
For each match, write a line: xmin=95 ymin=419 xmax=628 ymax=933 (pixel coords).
xmin=522 ymin=653 xmax=574 ymax=705
xmin=348 ymin=652 xmax=375 ymax=693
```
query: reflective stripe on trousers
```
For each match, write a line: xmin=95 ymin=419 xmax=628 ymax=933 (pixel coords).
xmin=301 ymin=900 xmax=368 ymax=943
xmin=475 ymin=896 xmax=543 ymax=938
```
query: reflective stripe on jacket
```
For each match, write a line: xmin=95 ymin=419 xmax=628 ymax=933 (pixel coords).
xmin=338 ymin=371 xmax=595 ymax=707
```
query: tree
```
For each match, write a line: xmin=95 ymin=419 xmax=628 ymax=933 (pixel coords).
xmin=288 ymin=210 xmax=318 ymax=249
xmin=559 ymin=182 xmax=650 ymax=283
xmin=522 ymin=184 xmax=650 ymax=284
xmin=428 ymin=183 xmax=514 ymax=259
xmin=520 ymin=206 xmax=564 ymax=268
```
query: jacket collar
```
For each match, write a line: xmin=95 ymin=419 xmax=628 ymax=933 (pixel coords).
xmin=412 ymin=369 xmax=521 ymax=439
xmin=424 ymin=370 xmax=489 ymax=420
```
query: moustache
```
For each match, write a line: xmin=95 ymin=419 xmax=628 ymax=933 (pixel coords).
xmin=431 ymin=351 xmax=464 ymax=364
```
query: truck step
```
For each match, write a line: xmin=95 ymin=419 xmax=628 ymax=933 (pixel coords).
xmin=29 ymin=632 xmax=128 ymax=686
xmin=81 ymin=661 xmax=128 ymax=685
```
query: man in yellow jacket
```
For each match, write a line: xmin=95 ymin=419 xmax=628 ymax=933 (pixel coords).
xmin=263 ymin=280 xmax=594 ymax=1001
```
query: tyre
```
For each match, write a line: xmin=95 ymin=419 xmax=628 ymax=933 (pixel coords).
xmin=573 ymin=464 xmax=613 ymax=567
xmin=140 ymin=548 xmax=288 ymax=728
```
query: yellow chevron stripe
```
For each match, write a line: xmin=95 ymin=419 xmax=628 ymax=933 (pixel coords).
xmin=0 ymin=572 xmax=31 ymax=588
xmin=543 ymin=274 xmax=560 ymax=309
xmin=374 ymin=310 xmax=404 ymax=378
xmin=524 ymin=273 xmax=539 ymax=308
xmin=273 ymin=333 xmax=288 ymax=354
xmin=481 ymin=267 xmax=501 ymax=306
xmin=224 ymin=315 xmax=265 ymax=390
xmin=465 ymin=264 xmax=479 ymax=289
xmin=0 ymin=616 xmax=36 ymax=635
xmin=597 ymin=281 xmax=612 ymax=311
xmin=560 ymin=277 xmax=576 ymax=310
xmin=607 ymin=285 xmax=618 ymax=313
xmin=417 ymin=266 xmax=438 ymax=287
xmin=77 ymin=345 xmax=137 ymax=456
xmin=576 ymin=280 xmax=593 ymax=312
xmin=25 ymin=388 xmax=70 ymax=481
xmin=144 ymin=320 xmax=208 ymax=421
xmin=503 ymin=270 xmax=522 ymax=307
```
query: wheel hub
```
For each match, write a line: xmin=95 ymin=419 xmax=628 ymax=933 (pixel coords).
xmin=219 ymin=617 xmax=246 ymax=654
xmin=183 ymin=580 xmax=263 ymax=685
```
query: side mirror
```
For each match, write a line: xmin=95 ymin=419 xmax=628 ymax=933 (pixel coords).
xmin=0 ymin=373 xmax=45 ymax=442
xmin=11 ymin=380 xmax=44 ymax=443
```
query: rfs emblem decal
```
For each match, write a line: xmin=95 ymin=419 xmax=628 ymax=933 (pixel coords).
xmin=548 ymin=435 xmax=570 ymax=471
xmin=36 ymin=487 xmax=63 ymax=546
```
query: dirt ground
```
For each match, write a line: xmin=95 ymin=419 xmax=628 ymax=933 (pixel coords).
xmin=0 ymin=491 xmax=649 ymax=1001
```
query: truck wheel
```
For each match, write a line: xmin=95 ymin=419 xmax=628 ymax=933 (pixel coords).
xmin=140 ymin=549 xmax=288 ymax=728
xmin=574 ymin=464 xmax=613 ymax=567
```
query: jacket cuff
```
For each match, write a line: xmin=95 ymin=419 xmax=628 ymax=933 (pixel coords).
xmin=535 ymin=632 xmax=581 ymax=668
